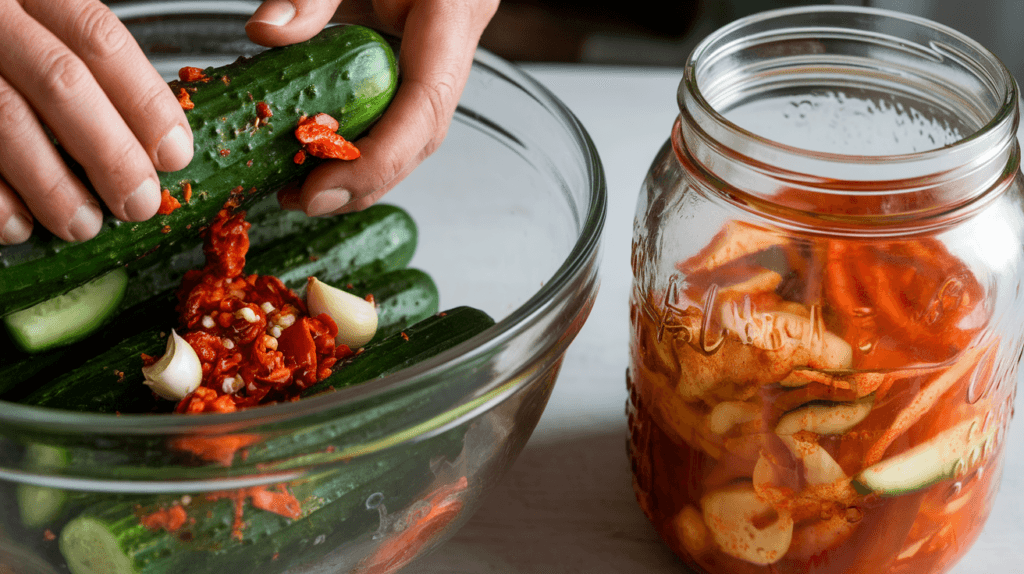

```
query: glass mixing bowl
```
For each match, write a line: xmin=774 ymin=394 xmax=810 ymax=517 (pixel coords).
xmin=0 ymin=2 xmax=606 ymax=573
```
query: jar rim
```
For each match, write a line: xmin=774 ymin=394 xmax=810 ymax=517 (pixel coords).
xmin=679 ymin=5 xmax=1019 ymax=180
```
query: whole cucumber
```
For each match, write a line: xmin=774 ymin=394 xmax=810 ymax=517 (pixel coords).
xmin=0 ymin=24 xmax=398 ymax=316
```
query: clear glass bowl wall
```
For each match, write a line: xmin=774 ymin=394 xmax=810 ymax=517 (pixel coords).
xmin=0 ymin=2 xmax=606 ymax=573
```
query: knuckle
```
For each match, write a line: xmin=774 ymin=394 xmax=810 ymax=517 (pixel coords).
xmin=38 ymin=50 xmax=93 ymax=103
xmin=35 ymin=172 xmax=72 ymax=207
xmin=425 ymin=74 xmax=458 ymax=127
xmin=71 ymin=3 xmax=129 ymax=61
xmin=422 ymin=130 xmax=447 ymax=158
xmin=0 ymin=84 xmax=34 ymax=141
xmin=373 ymin=147 xmax=406 ymax=192
xmin=132 ymin=84 xmax=179 ymax=141
xmin=466 ymin=0 xmax=500 ymax=22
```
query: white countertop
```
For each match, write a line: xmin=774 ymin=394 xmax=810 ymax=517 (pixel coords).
xmin=405 ymin=64 xmax=1024 ymax=573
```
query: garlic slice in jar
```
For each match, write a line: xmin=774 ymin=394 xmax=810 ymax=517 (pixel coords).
xmin=701 ymin=482 xmax=794 ymax=565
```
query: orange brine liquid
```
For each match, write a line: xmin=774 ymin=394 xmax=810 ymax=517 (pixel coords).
xmin=626 ymin=225 xmax=1017 ymax=574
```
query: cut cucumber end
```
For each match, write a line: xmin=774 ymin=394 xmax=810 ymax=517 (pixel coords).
xmin=60 ymin=516 xmax=136 ymax=574
xmin=17 ymin=484 xmax=69 ymax=529
xmin=18 ymin=444 xmax=71 ymax=528
xmin=3 ymin=268 xmax=128 ymax=353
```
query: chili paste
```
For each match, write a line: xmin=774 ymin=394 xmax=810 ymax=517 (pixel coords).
xmin=145 ymin=207 xmax=352 ymax=414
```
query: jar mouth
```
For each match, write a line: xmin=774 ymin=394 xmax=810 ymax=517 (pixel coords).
xmin=679 ymin=5 xmax=1019 ymax=184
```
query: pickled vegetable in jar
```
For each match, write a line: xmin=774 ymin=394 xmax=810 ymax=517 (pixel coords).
xmin=627 ymin=7 xmax=1023 ymax=574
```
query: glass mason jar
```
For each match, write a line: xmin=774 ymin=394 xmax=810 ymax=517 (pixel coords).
xmin=627 ymin=6 xmax=1022 ymax=574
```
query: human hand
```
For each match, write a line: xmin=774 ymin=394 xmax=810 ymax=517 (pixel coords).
xmin=246 ymin=0 xmax=499 ymax=216
xmin=0 ymin=0 xmax=194 ymax=245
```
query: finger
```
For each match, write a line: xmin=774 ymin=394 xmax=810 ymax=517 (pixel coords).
xmin=0 ymin=65 xmax=103 ymax=241
xmin=0 ymin=177 xmax=34 ymax=246
xmin=298 ymin=0 xmax=498 ymax=216
xmin=0 ymin=1 xmax=162 ymax=225
xmin=24 ymin=0 xmax=194 ymax=174
xmin=245 ymin=0 xmax=344 ymax=47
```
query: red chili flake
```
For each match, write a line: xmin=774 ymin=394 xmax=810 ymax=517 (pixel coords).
xmin=161 ymin=225 xmax=172 ymax=234
xmin=207 ymin=485 xmax=301 ymax=540
xmin=170 ymin=434 xmax=261 ymax=466
xmin=299 ymin=113 xmax=340 ymax=132
xmin=246 ymin=159 xmax=254 ymax=167
xmin=293 ymin=150 xmax=306 ymax=165
xmin=182 ymin=182 xmax=193 ymax=204
xmin=114 ymin=370 xmax=126 ymax=382
xmin=364 ymin=293 xmax=375 ymax=304
xmin=178 ymin=66 xmax=211 ymax=83
xmin=219 ymin=148 xmax=230 ymax=157
xmin=306 ymin=137 xmax=360 ymax=160
xmin=140 ymin=504 xmax=188 ymax=532
xmin=221 ymin=75 xmax=230 ymax=86
xmin=294 ymin=113 xmax=360 ymax=160
xmin=176 ymin=88 xmax=194 ymax=110
xmin=43 ymin=530 xmax=56 ymax=541
xmin=256 ymin=102 xmax=273 ymax=119
xmin=400 ymin=332 xmax=410 ymax=342
xmin=157 ymin=188 xmax=182 ymax=215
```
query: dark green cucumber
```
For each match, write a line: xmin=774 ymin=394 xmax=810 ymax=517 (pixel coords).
xmin=0 ymin=204 xmax=417 ymax=403
xmin=236 ymin=307 xmax=495 ymax=467
xmin=58 ymin=429 xmax=466 ymax=574
xmin=246 ymin=204 xmax=417 ymax=296
xmin=356 ymin=268 xmax=439 ymax=343
xmin=303 ymin=306 xmax=495 ymax=397
xmin=19 ymin=329 xmax=171 ymax=414
xmin=15 ymin=268 xmax=435 ymax=414
xmin=121 ymin=198 xmax=345 ymax=309
xmin=0 ymin=24 xmax=398 ymax=317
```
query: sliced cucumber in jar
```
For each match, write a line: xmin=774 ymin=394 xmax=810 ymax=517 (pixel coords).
xmin=854 ymin=416 xmax=997 ymax=497
xmin=3 ymin=267 xmax=128 ymax=353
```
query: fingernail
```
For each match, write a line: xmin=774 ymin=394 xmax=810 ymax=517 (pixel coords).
xmin=68 ymin=202 xmax=103 ymax=242
xmin=306 ymin=189 xmax=351 ymax=216
xmin=0 ymin=213 xmax=32 ymax=245
xmin=156 ymin=124 xmax=193 ymax=171
xmin=247 ymin=0 xmax=296 ymax=27
xmin=124 ymin=178 xmax=161 ymax=221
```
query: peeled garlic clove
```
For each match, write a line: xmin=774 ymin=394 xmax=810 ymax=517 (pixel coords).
xmin=306 ymin=277 xmax=378 ymax=349
xmin=142 ymin=330 xmax=203 ymax=400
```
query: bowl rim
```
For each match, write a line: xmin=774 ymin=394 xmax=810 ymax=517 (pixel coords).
xmin=0 ymin=8 xmax=608 ymax=436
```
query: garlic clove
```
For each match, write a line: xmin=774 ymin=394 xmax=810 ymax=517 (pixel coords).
xmin=142 ymin=329 xmax=203 ymax=401
xmin=306 ymin=277 xmax=378 ymax=349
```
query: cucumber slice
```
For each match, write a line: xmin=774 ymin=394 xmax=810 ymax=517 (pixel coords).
xmin=60 ymin=517 xmax=136 ymax=574
xmin=3 ymin=268 xmax=127 ymax=353
xmin=854 ymin=416 xmax=996 ymax=497
xmin=17 ymin=444 xmax=70 ymax=528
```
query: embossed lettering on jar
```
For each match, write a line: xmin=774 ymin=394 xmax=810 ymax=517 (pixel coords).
xmin=627 ymin=7 xmax=1024 ymax=574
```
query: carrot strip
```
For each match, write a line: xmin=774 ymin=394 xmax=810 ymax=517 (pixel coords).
xmin=865 ymin=344 xmax=988 ymax=465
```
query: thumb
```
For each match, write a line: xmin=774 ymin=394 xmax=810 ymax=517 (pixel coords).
xmin=245 ymin=0 xmax=344 ymax=47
